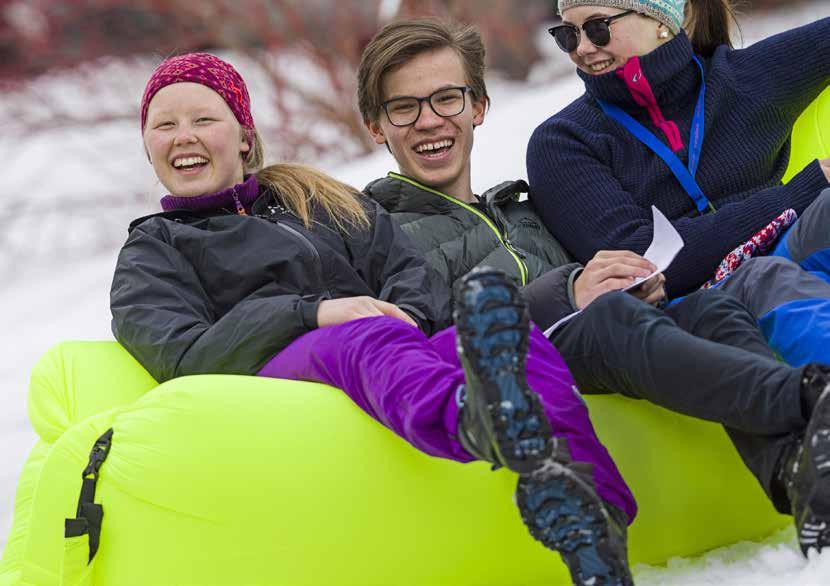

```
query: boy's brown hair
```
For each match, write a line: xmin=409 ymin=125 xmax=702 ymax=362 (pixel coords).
xmin=357 ymin=17 xmax=489 ymax=123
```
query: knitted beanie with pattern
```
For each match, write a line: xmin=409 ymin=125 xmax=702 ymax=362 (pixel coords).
xmin=557 ymin=0 xmax=685 ymax=34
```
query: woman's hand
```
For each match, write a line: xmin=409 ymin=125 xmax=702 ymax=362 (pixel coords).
xmin=629 ymin=272 xmax=667 ymax=306
xmin=573 ymin=251 xmax=656 ymax=309
xmin=820 ymin=157 xmax=830 ymax=182
xmin=317 ymin=297 xmax=417 ymax=329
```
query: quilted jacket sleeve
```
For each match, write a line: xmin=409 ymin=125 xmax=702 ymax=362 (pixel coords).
xmin=521 ymin=263 xmax=583 ymax=331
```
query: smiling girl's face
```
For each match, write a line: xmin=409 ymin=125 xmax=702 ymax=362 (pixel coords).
xmin=143 ymin=82 xmax=250 ymax=197
xmin=561 ymin=7 xmax=670 ymax=76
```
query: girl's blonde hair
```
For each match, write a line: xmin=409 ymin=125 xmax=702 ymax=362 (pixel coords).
xmin=246 ymin=129 xmax=370 ymax=232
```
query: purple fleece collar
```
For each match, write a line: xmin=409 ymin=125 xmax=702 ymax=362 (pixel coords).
xmin=160 ymin=174 xmax=260 ymax=214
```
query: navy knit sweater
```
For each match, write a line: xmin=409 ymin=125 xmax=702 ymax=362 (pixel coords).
xmin=527 ymin=18 xmax=830 ymax=297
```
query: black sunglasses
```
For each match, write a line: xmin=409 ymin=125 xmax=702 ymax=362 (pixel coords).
xmin=548 ymin=10 xmax=637 ymax=53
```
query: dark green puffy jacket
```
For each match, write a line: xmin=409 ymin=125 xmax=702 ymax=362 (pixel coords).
xmin=365 ymin=173 xmax=584 ymax=330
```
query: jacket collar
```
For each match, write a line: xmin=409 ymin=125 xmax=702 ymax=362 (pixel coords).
xmin=159 ymin=174 xmax=261 ymax=214
xmin=366 ymin=173 xmax=527 ymax=214
xmin=580 ymin=31 xmax=699 ymax=109
xmin=366 ymin=173 xmax=463 ymax=214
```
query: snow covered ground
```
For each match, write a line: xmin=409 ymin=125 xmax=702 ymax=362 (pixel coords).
xmin=2 ymin=3 xmax=830 ymax=583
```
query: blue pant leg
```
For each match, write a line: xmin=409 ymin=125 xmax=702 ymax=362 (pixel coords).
xmin=773 ymin=187 xmax=830 ymax=277
xmin=717 ymin=256 xmax=830 ymax=366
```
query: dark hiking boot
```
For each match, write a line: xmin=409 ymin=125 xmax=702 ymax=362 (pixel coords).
xmin=517 ymin=457 xmax=634 ymax=586
xmin=455 ymin=268 xmax=632 ymax=583
xmin=785 ymin=363 xmax=830 ymax=556
xmin=454 ymin=267 xmax=553 ymax=473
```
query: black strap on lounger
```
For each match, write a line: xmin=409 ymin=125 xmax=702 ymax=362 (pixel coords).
xmin=65 ymin=428 xmax=113 ymax=562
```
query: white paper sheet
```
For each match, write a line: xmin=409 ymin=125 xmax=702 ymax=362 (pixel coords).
xmin=543 ymin=206 xmax=684 ymax=338
xmin=622 ymin=205 xmax=684 ymax=292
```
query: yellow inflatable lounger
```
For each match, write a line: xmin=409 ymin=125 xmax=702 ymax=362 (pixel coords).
xmin=0 ymin=345 xmax=790 ymax=586
xmin=784 ymin=84 xmax=830 ymax=182
xmin=0 ymin=86 xmax=827 ymax=586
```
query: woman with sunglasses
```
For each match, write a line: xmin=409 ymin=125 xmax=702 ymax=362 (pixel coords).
xmin=111 ymin=51 xmax=642 ymax=586
xmin=528 ymin=3 xmax=830 ymax=366
xmin=525 ymin=0 xmax=830 ymax=558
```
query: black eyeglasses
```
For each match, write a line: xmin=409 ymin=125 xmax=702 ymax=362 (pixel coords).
xmin=381 ymin=86 xmax=471 ymax=127
xmin=548 ymin=10 xmax=636 ymax=53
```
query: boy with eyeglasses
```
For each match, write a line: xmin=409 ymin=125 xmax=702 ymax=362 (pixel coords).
xmin=357 ymin=15 xmax=830 ymax=569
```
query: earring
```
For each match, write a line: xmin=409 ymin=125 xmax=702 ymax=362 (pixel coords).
xmin=659 ymin=30 xmax=669 ymax=39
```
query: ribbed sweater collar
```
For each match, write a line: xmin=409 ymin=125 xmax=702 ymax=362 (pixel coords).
xmin=580 ymin=32 xmax=699 ymax=109
xmin=160 ymin=174 xmax=261 ymax=214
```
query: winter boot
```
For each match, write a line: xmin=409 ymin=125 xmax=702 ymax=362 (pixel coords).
xmin=454 ymin=267 xmax=553 ymax=473
xmin=517 ymin=455 xmax=634 ymax=586
xmin=784 ymin=363 xmax=830 ymax=556
xmin=454 ymin=268 xmax=634 ymax=585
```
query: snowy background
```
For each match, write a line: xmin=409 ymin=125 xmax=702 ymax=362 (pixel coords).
xmin=2 ymin=3 xmax=830 ymax=584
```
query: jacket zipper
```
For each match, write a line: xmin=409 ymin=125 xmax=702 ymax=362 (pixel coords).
xmin=389 ymin=173 xmax=528 ymax=285
xmin=268 ymin=217 xmax=333 ymax=300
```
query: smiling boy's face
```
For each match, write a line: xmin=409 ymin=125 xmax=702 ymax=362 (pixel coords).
xmin=365 ymin=47 xmax=486 ymax=201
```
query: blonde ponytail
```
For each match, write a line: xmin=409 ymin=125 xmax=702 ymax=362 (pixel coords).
xmin=256 ymin=163 xmax=370 ymax=232
xmin=243 ymin=128 xmax=370 ymax=232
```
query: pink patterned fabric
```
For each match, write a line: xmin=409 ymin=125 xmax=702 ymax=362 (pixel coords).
xmin=702 ymin=209 xmax=798 ymax=289
xmin=140 ymin=53 xmax=254 ymax=135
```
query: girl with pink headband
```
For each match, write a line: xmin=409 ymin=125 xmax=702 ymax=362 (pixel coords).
xmin=112 ymin=52 xmax=640 ymax=586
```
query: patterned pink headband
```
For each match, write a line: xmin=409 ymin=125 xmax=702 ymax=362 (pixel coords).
xmin=140 ymin=53 xmax=255 ymax=135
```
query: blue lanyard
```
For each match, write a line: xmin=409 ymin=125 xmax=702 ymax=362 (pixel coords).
xmin=597 ymin=56 xmax=715 ymax=215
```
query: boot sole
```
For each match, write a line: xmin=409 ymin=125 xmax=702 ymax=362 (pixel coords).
xmin=517 ymin=461 xmax=633 ymax=586
xmin=797 ymin=386 xmax=830 ymax=556
xmin=455 ymin=269 xmax=553 ymax=474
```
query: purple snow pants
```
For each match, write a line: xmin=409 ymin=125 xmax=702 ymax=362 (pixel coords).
xmin=258 ymin=316 xmax=636 ymax=523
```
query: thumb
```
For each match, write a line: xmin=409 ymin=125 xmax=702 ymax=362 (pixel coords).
xmin=373 ymin=300 xmax=418 ymax=327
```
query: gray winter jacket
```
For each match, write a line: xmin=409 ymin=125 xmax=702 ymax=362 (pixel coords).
xmin=111 ymin=188 xmax=450 ymax=383
xmin=365 ymin=173 xmax=584 ymax=329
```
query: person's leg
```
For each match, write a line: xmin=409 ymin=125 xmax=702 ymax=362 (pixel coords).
xmin=551 ymin=290 xmax=810 ymax=512
xmin=787 ymin=364 xmax=830 ymax=556
xmin=669 ymin=290 xmax=830 ymax=555
xmin=429 ymin=322 xmax=636 ymax=525
xmin=715 ymin=256 xmax=830 ymax=366
xmin=773 ymin=187 xmax=830 ymax=277
xmin=452 ymin=268 xmax=632 ymax=585
xmin=258 ymin=316 xmax=472 ymax=462
xmin=663 ymin=288 xmax=777 ymax=358
xmin=551 ymin=291 xmax=806 ymax=435
xmin=552 ymin=290 xmax=830 ymax=555
xmin=264 ymin=273 xmax=634 ymax=585
xmin=663 ymin=289 xmax=803 ymax=511
xmin=260 ymin=305 xmax=630 ymax=502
